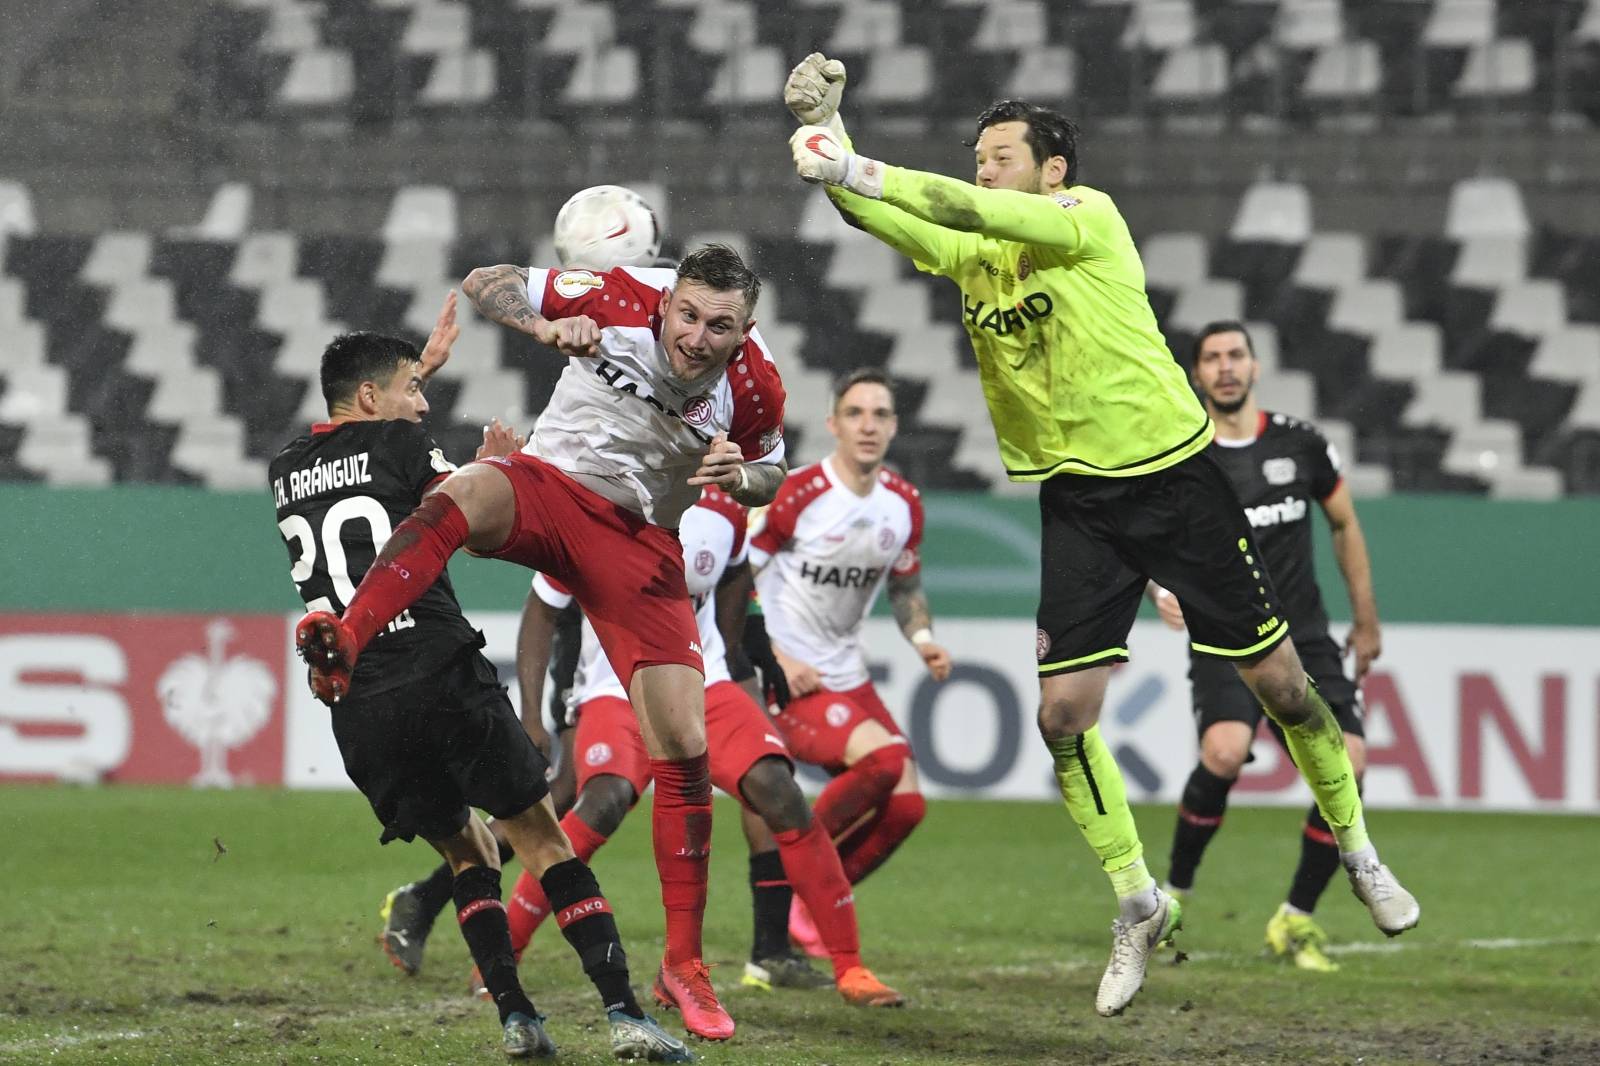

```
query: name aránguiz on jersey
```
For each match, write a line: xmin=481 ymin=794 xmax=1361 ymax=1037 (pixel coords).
xmin=963 ymin=292 xmax=1055 ymax=336
xmin=273 ymin=453 xmax=371 ymax=506
xmin=591 ymin=359 xmax=713 ymax=443
xmin=1245 ymin=495 xmax=1307 ymax=529
xmin=800 ymin=561 xmax=884 ymax=590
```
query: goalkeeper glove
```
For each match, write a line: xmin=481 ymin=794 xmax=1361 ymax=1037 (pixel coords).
xmin=742 ymin=610 xmax=792 ymax=711
xmin=790 ymin=124 xmax=884 ymax=200
xmin=785 ymin=52 xmax=848 ymax=135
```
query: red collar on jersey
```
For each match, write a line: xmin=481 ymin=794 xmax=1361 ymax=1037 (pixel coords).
xmin=1256 ymin=410 xmax=1268 ymax=437
xmin=310 ymin=422 xmax=338 ymax=435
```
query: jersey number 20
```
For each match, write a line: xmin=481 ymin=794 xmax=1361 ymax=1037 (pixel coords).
xmin=278 ymin=495 xmax=415 ymax=631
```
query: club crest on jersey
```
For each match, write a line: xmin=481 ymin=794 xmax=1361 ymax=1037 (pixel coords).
xmin=1017 ymin=253 xmax=1032 ymax=282
xmin=877 ymin=526 xmax=895 ymax=550
xmin=825 ymin=703 xmax=853 ymax=728
xmin=693 ymin=549 xmax=715 ymax=575
xmin=1262 ymin=457 xmax=1296 ymax=486
xmin=682 ymin=396 xmax=712 ymax=426
xmin=428 ymin=447 xmax=456 ymax=474
xmin=554 ymin=270 xmax=605 ymax=299
xmin=585 ymin=742 xmax=613 ymax=767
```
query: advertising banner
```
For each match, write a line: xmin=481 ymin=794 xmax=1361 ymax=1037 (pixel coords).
xmin=0 ymin=614 xmax=288 ymax=786
xmin=6 ymin=613 xmax=1596 ymax=813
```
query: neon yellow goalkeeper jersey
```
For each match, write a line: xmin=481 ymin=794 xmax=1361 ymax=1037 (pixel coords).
xmin=828 ymin=169 xmax=1211 ymax=480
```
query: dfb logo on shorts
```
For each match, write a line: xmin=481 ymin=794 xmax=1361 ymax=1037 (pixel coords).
xmin=683 ymin=396 xmax=712 ymax=426
xmin=585 ymin=742 xmax=613 ymax=767
xmin=877 ymin=526 xmax=895 ymax=550
xmin=694 ymin=549 xmax=715 ymax=575
xmin=1036 ymin=628 xmax=1051 ymax=662
xmin=825 ymin=703 xmax=853 ymax=728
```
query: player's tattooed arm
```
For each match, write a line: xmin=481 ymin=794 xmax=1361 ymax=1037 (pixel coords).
xmin=889 ymin=569 xmax=952 ymax=682
xmin=462 ymin=263 xmax=541 ymax=334
xmin=732 ymin=459 xmax=786 ymax=507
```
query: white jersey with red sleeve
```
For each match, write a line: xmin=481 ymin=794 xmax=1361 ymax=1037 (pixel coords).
xmin=522 ymin=265 xmax=786 ymax=528
xmin=533 ymin=489 xmax=750 ymax=707
xmin=749 ymin=458 xmax=924 ymax=690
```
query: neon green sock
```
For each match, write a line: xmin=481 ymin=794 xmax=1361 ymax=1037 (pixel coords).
xmin=1046 ymin=726 xmax=1152 ymax=899
xmin=1264 ymin=678 xmax=1370 ymax=854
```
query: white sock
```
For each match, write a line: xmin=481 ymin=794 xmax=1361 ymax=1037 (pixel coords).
xmin=1117 ymin=883 xmax=1159 ymax=924
xmin=1340 ymin=844 xmax=1378 ymax=868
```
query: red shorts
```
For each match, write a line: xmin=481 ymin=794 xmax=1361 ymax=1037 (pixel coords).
xmin=773 ymin=681 xmax=907 ymax=771
xmin=475 ymin=452 xmax=701 ymax=690
xmin=574 ymin=681 xmax=792 ymax=798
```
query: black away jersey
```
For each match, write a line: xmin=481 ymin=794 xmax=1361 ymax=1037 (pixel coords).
xmin=1206 ymin=411 xmax=1342 ymax=641
xmin=270 ymin=420 xmax=480 ymax=698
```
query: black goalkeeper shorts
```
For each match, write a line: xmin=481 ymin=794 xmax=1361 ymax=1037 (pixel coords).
xmin=331 ymin=643 xmax=550 ymax=844
xmin=1189 ymin=632 xmax=1365 ymax=740
xmin=1036 ymin=450 xmax=1288 ymax=676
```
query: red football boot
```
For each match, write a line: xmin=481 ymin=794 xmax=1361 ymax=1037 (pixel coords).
xmin=294 ymin=611 xmax=358 ymax=705
xmin=652 ymin=959 xmax=734 ymax=1041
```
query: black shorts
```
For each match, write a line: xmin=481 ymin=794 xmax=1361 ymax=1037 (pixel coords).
xmin=1037 ymin=450 xmax=1289 ymax=676
xmin=331 ymin=644 xmax=550 ymax=845
xmin=1189 ymin=632 xmax=1364 ymax=739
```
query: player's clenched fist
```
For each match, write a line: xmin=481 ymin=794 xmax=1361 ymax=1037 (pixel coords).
xmin=689 ymin=432 xmax=744 ymax=489
xmin=790 ymin=125 xmax=884 ymax=199
xmin=536 ymin=315 xmax=601 ymax=357
xmin=784 ymin=52 xmax=846 ymax=126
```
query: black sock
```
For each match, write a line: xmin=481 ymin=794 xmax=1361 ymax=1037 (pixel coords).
xmin=453 ymin=865 xmax=538 ymax=1024
xmin=1167 ymin=764 xmax=1234 ymax=891
xmin=1286 ymin=802 xmax=1342 ymax=913
xmin=540 ymin=857 xmax=641 ymax=1018
xmin=413 ymin=861 xmax=456 ymax=927
xmin=748 ymin=849 xmax=791 ymax=962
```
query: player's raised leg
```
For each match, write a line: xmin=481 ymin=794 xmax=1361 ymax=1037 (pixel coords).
xmin=297 ymin=462 xmax=517 ymax=702
xmin=1235 ymin=644 xmax=1417 ymax=936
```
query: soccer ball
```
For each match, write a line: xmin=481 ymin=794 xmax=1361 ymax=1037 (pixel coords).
xmin=553 ymin=185 xmax=662 ymax=271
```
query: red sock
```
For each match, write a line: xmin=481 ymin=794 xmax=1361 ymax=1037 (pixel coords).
xmin=838 ymin=792 xmax=925 ymax=885
xmin=507 ymin=812 xmax=611 ymax=957
xmin=775 ymin=822 xmax=860 ymax=980
xmin=813 ymin=745 xmax=904 ymax=839
xmin=343 ymin=492 xmax=471 ymax=650
xmin=650 ymin=754 xmax=712 ymax=966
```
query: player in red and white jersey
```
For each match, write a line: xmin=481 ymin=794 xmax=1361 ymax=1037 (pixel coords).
xmin=502 ymin=488 xmax=905 ymax=1010
xmin=749 ymin=368 xmax=951 ymax=957
xmin=294 ymin=244 xmax=787 ymax=1042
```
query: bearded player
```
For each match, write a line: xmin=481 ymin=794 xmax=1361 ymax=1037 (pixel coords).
xmin=271 ymin=297 xmax=689 ymax=1060
xmin=505 ymin=487 xmax=905 ymax=1013
xmin=294 ymin=238 xmax=788 ymax=1041
xmin=750 ymin=368 xmax=951 ymax=956
xmin=781 ymin=54 xmax=1417 ymax=1016
xmin=1156 ymin=322 xmax=1381 ymax=973
xmin=377 ymin=186 xmax=832 ymax=1002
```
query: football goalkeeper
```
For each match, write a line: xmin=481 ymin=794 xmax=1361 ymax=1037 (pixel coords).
xmin=781 ymin=54 xmax=1419 ymax=1017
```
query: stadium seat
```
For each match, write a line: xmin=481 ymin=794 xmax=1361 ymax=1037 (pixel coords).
xmin=1302 ymin=39 xmax=1383 ymax=105
xmin=829 ymin=2 xmax=903 ymax=51
xmin=1152 ymin=43 xmax=1229 ymax=104
xmin=1293 ymin=233 xmax=1367 ymax=289
xmin=1231 ymin=182 xmax=1314 ymax=244
xmin=1422 ymin=0 xmax=1496 ymax=48
xmin=383 ymin=187 xmax=458 ymax=242
xmin=1454 ymin=38 xmax=1536 ymax=98
xmin=1445 ymin=177 xmax=1531 ymax=240
xmin=1275 ymin=0 xmax=1345 ymax=50
xmin=175 ymin=183 xmax=254 ymax=241
xmin=562 ymin=45 xmax=638 ymax=105
xmin=1007 ymin=46 xmax=1076 ymax=100
xmin=0 ymin=181 xmax=36 ymax=236
xmin=1120 ymin=0 xmax=1197 ymax=50
xmin=279 ymin=47 xmax=355 ymax=105
xmin=706 ymin=47 xmax=784 ymax=105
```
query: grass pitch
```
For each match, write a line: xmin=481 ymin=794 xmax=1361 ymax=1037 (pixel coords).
xmin=2 ymin=786 xmax=1596 ymax=1065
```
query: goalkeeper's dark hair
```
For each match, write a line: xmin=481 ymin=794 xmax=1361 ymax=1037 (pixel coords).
xmin=831 ymin=367 xmax=895 ymax=412
xmin=320 ymin=332 xmax=421 ymax=409
xmin=971 ymin=100 xmax=1080 ymax=185
xmin=1190 ymin=321 xmax=1256 ymax=365
xmin=677 ymin=243 xmax=761 ymax=314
